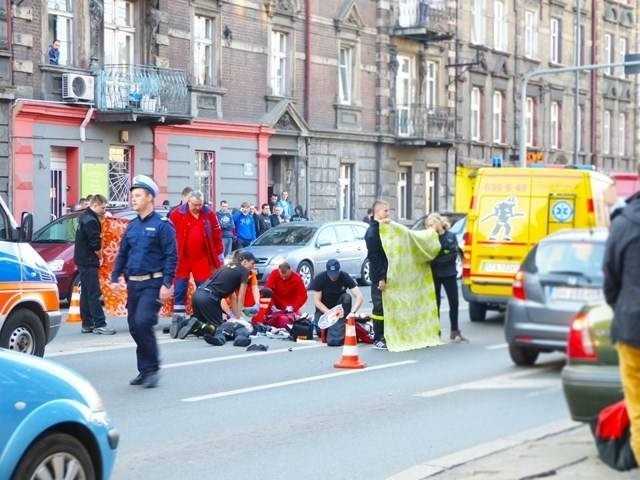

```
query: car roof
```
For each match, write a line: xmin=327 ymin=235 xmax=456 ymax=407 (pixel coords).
xmin=542 ymin=228 xmax=609 ymax=242
xmin=269 ymin=220 xmax=368 ymax=228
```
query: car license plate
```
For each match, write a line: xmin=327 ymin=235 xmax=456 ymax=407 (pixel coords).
xmin=481 ymin=262 xmax=520 ymax=274
xmin=548 ymin=287 xmax=603 ymax=302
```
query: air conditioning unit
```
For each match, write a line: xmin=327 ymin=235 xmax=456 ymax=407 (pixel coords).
xmin=61 ymin=73 xmax=95 ymax=102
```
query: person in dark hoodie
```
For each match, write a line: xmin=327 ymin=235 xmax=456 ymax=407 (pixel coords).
xmin=74 ymin=194 xmax=116 ymax=335
xmin=290 ymin=205 xmax=308 ymax=222
xmin=426 ymin=213 xmax=467 ymax=343
xmin=603 ymin=162 xmax=640 ymax=464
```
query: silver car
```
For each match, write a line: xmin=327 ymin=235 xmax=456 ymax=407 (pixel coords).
xmin=237 ymin=221 xmax=371 ymax=287
xmin=505 ymin=228 xmax=607 ymax=366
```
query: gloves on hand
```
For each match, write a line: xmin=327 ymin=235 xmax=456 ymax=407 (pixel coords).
xmin=285 ymin=306 xmax=294 ymax=313
xmin=245 ymin=306 xmax=259 ymax=315
xmin=271 ymin=306 xmax=281 ymax=313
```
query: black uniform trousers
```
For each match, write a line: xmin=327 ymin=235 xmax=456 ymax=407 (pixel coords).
xmin=126 ymin=277 xmax=163 ymax=375
xmin=78 ymin=265 xmax=106 ymax=329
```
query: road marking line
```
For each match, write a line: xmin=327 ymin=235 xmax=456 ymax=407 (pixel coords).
xmin=414 ymin=368 xmax=556 ymax=399
xmin=386 ymin=418 xmax=581 ymax=480
xmin=164 ymin=344 xmax=323 ymax=369
xmin=182 ymin=360 xmax=417 ymax=403
xmin=486 ymin=343 xmax=508 ymax=350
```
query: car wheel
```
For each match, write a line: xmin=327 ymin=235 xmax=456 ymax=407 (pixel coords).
xmin=67 ymin=274 xmax=81 ymax=305
xmin=12 ymin=432 xmax=96 ymax=480
xmin=297 ymin=261 xmax=314 ymax=288
xmin=0 ymin=309 xmax=46 ymax=356
xmin=469 ymin=301 xmax=487 ymax=322
xmin=359 ymin=258 xmax=371 ymax=286
xmin=509 ymin=344 xmax=540 ymax=366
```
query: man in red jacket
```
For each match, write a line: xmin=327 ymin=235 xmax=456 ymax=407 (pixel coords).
xmin=169 ymin=190 xmax=224 ymax=337
xmin=263 ymin=262 xmax=308 ymax=315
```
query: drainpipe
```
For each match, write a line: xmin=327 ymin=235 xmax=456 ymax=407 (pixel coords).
xmin=304 ymin=0 xmax=311 ymax=123
xmin=79 ymin=107 xmax=94 ymax=142
xmin=590 ymin=0 xmax=598 ymax=169
xmin=305 ymin=136 xmax=310 ymax=216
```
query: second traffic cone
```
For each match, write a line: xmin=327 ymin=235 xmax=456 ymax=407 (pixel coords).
xmin=334 ymin=314 xmax=366 ymax=369
xmin=66 ymin=285 xmax=81 ymax=323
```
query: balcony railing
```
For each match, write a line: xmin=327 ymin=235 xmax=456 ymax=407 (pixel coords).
xmin=393 ymin=0 xmax=454 ymax=40
xmin=95 ymin=64 xmax=190 ymax=118
xmin=390 ymin=104 xmax=455 ymax=143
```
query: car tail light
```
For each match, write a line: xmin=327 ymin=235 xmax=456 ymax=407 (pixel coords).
xmin=587 ymin=198 xmax=594 ymax=214
xmin=512 ymin=270 xmax=526 ymax=300
xmin=567 ymin=311 xmax=598 ymax=361
xmin=469 ymin=196 xmax=476 ymax=210
xmin=462 ymin=233 xmax=472 ymax=278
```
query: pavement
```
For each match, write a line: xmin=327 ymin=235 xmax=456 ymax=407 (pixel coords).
xmin=389 ymin=419 xmax=638 ymax=479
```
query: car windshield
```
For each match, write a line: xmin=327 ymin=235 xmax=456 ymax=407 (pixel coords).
xmin=535 ymin=241 xmax=605 ymax=278
xmin=32 ymin=216 xmax=79 ymax=242
xmin=253 ymin=225 xmax=317 ymax=246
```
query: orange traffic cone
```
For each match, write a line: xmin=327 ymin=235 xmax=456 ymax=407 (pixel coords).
xmin=67 ymin=285 xmax=81 ymax=323
xmin=334 ymin=314 xmax=366 ymax=369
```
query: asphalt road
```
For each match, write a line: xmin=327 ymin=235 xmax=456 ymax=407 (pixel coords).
xmin=45 ymin=288 xmax=571 ymax=480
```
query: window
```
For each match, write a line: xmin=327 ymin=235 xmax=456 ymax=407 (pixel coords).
xmin=425 ymin=169 xmax=436 ymax=214
xmin=104 ymin=0 xmax=135 ymax=64
xmin=492 ymin=91 xmax=503 ymax=143
xmin=338 ymin=46 xmax=354 ymax=105
xmin=493 ymin=1 xmax=507 ymax=51
xmin=270 ymin=31 xmax=289 ymax=96
xmin=108 ymin=146 xmax=131 ymax=207
xmin=426 ymin=61 xmax=437 ymax=109
xmin=471 ymin=87 xmax=482 ymax=141
xmin=339 ymin=164 xmax=353 ymax=220
xmin=618 ymin=113 xmax=626 ymax=156
xmin=195 ymin=151 xmax=215 ymax=204
xmin=524 ymin=10 xmax=538 ymax=58
xmin=603 ymin=33 xmax=613 ymax=75
xmin=550 ymin=101 xmax=560 ymax=149
xmin=576 ymin=24 xmax=585 ymax=66
xmin=48 ymin=0 xmax=73 ymax=65
xmin=0 ymin=4 xmax=7 ymax=50
xmin=472 ymin=0 xmax=486 ymax=45
xmin=194 ymin=15 xmax=215 ymax=86
xmin=397 ymin=168 xmax=411 ymax=220
xmin=619 ymin=37 xmax=627 ymax=78
xmin=525 ymin=97 xmax=535 ymax=147
xmin=603 ymin=110 xmax=611 ymax=154
xmin=396 ymin=55 xmax=414 ymax=136
xmin=550 ymin=18 xmax=561 ymax=64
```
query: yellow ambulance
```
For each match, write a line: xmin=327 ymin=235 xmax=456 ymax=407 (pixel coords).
xmin=461 ymin=166 xmax=615 ymax=322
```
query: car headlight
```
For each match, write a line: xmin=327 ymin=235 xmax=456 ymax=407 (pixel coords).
xmin=47 ymin=259 xmax=65 ymax=272
xmin=268 ymin=255 xmax=286 ymax=266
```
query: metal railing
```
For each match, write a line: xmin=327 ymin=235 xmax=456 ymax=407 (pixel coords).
xmin=95 ymin=64 xmax=190 ymax=116
xmin=390 ymin=104 xmax=455 ymax=141
xmin=396 ymin=0 xmax=453 ymax=32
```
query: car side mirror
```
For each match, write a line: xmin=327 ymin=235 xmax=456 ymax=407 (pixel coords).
xmin=19 ymin=211 xmax=33 ymax=242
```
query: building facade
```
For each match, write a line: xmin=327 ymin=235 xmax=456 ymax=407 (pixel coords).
xmin=455 ymin=0 xmax=638 ymax=179
xmin=1 ymin=0 xmax=459 ymax=229
xmin=1 ymin=1 xmax=636 ymax=230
